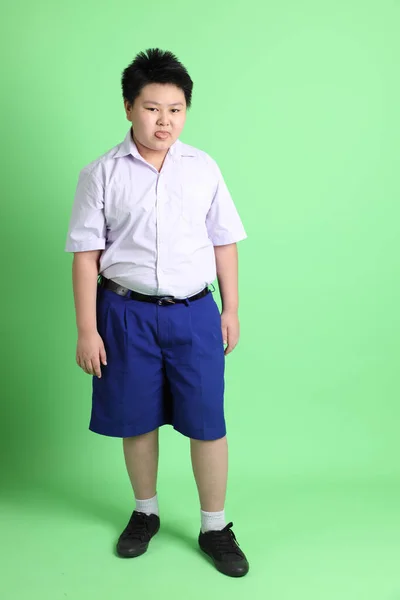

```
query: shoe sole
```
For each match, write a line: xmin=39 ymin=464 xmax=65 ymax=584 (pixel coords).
xmin=116 ymin=523 xmax=160 ymax=558
xmin=199 ymin=545 xmax=249 ymax=577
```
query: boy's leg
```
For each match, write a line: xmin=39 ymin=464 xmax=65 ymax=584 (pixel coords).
xmin=191 ymin=434 xmax=249 ymax=577
xmin=123 ymin=428 xmax=159 ymax=501
xmin=161 ymin=293 xmax=249 ymax=574
xmin=117 ymin=428 xmax=161 ymax=558
xmin=190 ymin=435 xmax=228 ymax=513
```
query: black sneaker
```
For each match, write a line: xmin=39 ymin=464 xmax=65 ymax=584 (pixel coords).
xmin=198 ymin=522 xmax=249 ymax=577
xmin=116 ymin=510 xmax=160 ymax=558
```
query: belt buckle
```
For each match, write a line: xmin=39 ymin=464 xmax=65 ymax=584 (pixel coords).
xmin=157 ymin=295 xmax=176 ymax=306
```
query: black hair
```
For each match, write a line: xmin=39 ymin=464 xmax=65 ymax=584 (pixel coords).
xmin=121 ymin=48 xmax=193 ymax=109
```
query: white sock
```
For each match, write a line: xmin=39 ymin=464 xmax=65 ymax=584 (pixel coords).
xmin=135 ymin=493 xmax=159 ymax=517
xmin=201 ymin=509 xmax=227 ymax=533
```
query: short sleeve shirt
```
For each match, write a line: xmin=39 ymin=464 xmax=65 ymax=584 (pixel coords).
xmin=65 ymin=127 xmax=247 ymax=298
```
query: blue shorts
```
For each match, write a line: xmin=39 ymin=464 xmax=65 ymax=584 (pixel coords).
xmin=90 ymin=284 xmax=226 ymax=441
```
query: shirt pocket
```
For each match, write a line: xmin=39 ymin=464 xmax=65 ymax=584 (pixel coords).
xmin=180 ymin=180 xmax=213 ymax=226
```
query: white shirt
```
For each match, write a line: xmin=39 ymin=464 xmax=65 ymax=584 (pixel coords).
xmin=65 ymin=127 xmax=247 ymax=298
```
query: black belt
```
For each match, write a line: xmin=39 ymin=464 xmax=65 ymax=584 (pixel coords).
xmin=98 ymin=275 xmax=211 ymax=305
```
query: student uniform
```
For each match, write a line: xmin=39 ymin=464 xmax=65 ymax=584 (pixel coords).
xmin=65 ymin=126 xmax=247 ymax=441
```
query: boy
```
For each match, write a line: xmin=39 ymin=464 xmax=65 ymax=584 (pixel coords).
xmin=65 ymin=48 xmax=249 ymax=577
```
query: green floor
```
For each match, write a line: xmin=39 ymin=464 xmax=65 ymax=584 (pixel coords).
xmin=2 ymin=476 xmax=399 ymax=600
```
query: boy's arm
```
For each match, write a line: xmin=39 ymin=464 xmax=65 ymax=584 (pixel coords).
xmin=72 ymin=250 xmax=101 ymax=334
xmin=214 ymin=243 xmax=240 ymax=355
xmin=214 ymin=243 xmax=239 ymax=313
xmin=72 ymin=250 xmax=108 ymax=378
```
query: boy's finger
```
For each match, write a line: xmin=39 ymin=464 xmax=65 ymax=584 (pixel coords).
xmin=225 ymin=340 xmax=238 ymax=355
xmin=100 ymin=347 xmax=107 ymax=366
xmin=84 ymin=359 xmax=94 ymax=375
xmin=92 ymin=359 xmax=101 ymax=378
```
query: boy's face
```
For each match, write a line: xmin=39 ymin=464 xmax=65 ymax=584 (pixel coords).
xmin=124 ymin=83 xmax=187 ymax=154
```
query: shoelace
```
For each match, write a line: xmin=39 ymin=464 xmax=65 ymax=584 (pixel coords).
xmin=122 ymin=511 xmax=152 ymax=542
xmin=209 ymin=522 xmax=244 ymax=558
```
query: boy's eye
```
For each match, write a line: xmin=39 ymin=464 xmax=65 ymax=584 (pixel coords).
xmin=146 ymin=108 xmax=180 ymax=113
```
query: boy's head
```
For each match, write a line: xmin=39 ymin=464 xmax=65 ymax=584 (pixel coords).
xmin=121 ymin=48 xmax=193 ymax=154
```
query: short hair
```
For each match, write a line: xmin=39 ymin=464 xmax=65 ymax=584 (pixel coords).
xmin=121 ymin=48 xmax=193 ymax=109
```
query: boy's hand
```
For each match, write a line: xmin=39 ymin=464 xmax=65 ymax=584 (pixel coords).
xmin=221 ymin=310 xmax=240 ymax=356
xmin=76 ymin=331 xmax=107 ymax=378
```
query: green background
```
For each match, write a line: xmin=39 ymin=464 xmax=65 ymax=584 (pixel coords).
xmin=1 ymin=0 xmax=399 ymax=598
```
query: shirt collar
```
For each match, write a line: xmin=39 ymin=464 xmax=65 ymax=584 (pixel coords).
xmin=113 ymin=126 xmax=191 ymax=163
